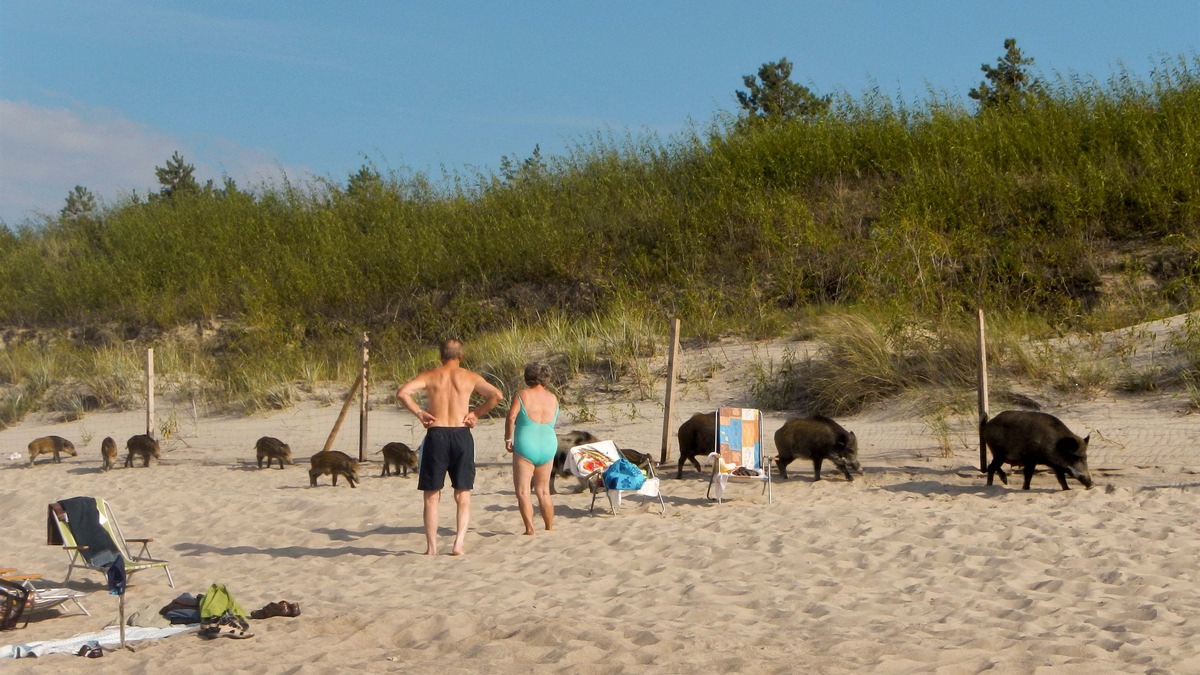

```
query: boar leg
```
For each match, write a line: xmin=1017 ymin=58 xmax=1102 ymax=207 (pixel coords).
xmin=775 ymin=457 xmax=791 ymax=480
xmin=1052 ymin=467 xmax=1071 ymax=491
xmin=811 ymin=457 xmax=824 ymax=481
xmin=986 ymin=459 xmax=1008 ymax=486
xmin=1021 ymin=463 xmax=1037 ymax=490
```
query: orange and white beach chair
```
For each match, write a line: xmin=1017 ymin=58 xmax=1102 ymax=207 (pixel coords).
xmin=707 ymin=407 xmax=772 ymax=504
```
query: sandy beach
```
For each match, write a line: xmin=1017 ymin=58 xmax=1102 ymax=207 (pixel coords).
xmin=2 ymin=336 xmax=1199 ymax=674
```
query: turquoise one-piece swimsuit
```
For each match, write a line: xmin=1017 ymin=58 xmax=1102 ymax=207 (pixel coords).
xmin=513 ymin=393 xmax=558 ymax=467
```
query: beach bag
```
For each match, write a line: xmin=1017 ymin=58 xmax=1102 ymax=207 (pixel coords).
xmin=602 ymin=457 xmax=645 ymax=491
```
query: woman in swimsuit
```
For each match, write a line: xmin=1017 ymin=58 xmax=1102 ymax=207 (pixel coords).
xmin=504 ymin=363 xmax=559 ymax=535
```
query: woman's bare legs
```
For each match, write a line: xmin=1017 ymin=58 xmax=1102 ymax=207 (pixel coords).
xmin=512 ymin=453 xmax=537 ymax=535
xmin=532 ymin=460 xmax=554 ymax=531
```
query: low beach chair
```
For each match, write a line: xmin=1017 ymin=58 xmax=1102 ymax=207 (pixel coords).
xmin=0 ymin=571 xmax=88 ymax=629
xmin=47 ymin=497 xmax=175 ymax=588
xmin=566 ymin=440 xmax=665 ymax=515
xmin=707 ymin=407 xmax=772 ymax=504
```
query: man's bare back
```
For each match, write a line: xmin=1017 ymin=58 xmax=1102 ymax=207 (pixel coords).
xmin=399 ymin=362 xmax=494 ymax=428
xmin=397 ymin=340 xmax=503 ymax=556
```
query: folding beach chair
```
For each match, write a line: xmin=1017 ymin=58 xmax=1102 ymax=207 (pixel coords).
xmin=47 ymin=497 xmax=175 ymax=588
xmin=707 ymin=407 xmax=772 ymax=504
xmin=566 ymin=440 xmax=666 ymax=515
xmin=0 ymin=571 xmax=88 ymax=629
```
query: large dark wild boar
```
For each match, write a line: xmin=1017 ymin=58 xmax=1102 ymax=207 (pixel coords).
xmin=256 ymin=436 xmax=292 ymax=469
xmin=550 ymin=430 xmax=600 ymax=494
xmin=309 ymin=450 xmax=359 ymax=488
xmin=27 ymin=435 xmax=77 ymax=465
xmin=774 ymin=415 xmax=862 ymax=481
xmin=982 ymin=410 xmax=1093 ymax=491
xmin=676 ymin=412 xmax=715 ymax=479
xmin=124 ymin=434 xmax=160 ymax=467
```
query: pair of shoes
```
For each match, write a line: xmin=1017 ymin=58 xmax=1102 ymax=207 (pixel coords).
xmin=76 ymin=642 xmax=103 ymax=658
xmin=250 ymin=600 xmax=301 ymax=619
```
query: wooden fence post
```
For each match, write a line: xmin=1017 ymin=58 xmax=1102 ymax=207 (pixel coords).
xmin=146 ymin=348 xmax=155 ymax=439
xmin=359 ymin=333 xmax=370 ymax=462
xmin=323 ymin=372 xmax=364 ymax=453
xmin=977 ymin=308 xmax=989 ymax=473
xmin=659 ymin=318 xmax=681 ymax=465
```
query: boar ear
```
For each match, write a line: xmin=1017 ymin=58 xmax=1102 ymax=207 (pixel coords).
xmin=1083 ymin=434 xmax=1090 ymax=444
xmin=1056 ymin=437 xmax=1081 ymax=454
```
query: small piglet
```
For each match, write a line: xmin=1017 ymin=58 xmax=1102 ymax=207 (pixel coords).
xmin=256 ymin=436 xmax=292 ymax=469
xmin=982 ymin=410 xmax=1093 ymax=491
xmin=124 ymin=434 xmax=160 ymax=467
xmin=101 ymin=436 xmax=118 ymax=471
xmin=309 ymin=450 xmax=359 ymax=488
xmin=378 ymin=442 xmax=418 ymax=477
xmin=28 ymin=435 xmax=77 ymax=465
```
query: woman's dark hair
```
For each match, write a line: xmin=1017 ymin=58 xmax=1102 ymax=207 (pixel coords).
xmin=523 ymin=363 xmax=551 ymax=387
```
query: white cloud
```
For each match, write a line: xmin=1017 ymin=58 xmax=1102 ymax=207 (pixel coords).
xmin=0 ymin=100 xmax=308 ymax=227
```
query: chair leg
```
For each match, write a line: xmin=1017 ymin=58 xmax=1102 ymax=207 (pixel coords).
xmin=164 ymin=566 xmax=175 ymax=588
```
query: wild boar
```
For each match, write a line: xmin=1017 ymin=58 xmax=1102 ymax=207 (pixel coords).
xmin=28 ymin=435 xmax=77 ymax=465
xmin=101 ymin=436 xmax=118 ymax=471
xmin=256 ymin=436 xmax=292 ymax=469
xmin=774 ymin=415 xmax=862 ymax=481
xmin=982 ymin=410 xmax=1093 ymax=491
xmin=676 ymin=412 xmax=715 ymax=479
xmin=550 ymin=430 xmax=600 ymax=494
xmin=309 ymin=450 xmax=359 ymax=488
xmin=378 ymin=442 xmax=418 ymax=477
xmin=124 ymin=434 xmax=160 ymax=467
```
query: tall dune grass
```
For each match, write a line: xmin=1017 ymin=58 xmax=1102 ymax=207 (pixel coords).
xmin=1 ymin=56 xmax=1198 ymax=419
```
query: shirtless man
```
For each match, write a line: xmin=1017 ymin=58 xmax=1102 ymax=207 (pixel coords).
xmin=397 ymin=339 xmax=503 ymax=556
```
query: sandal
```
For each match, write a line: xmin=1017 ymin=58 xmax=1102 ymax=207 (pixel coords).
xmin=200 ymin=612 xmax=254 ymax=639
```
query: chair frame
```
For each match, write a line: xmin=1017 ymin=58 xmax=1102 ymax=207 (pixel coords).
xmin=568 ymin=441 xmax=666 ymax=515
xmin=0 ymin=571 xmax=88 ymax=629
xmin=706 ymin=407 xmax=773 ymax=504
xmin=48 ymin=499 xmax=175 ymax=588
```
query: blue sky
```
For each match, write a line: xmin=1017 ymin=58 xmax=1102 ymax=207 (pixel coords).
xmin=1 ymin=1 xmax=1197 ymax=226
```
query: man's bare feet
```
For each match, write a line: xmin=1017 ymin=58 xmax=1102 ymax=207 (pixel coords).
xmin=523 ymin=529 xmax=535 ymax=536
xmin=424 ymin=548 xmax=437 ymax=556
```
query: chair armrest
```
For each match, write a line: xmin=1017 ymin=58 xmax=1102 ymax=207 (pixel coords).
xmin=125 ymin=538 xmax=153 ymax=543
xmin=0 ymin=574 xmax=41 ymax=581
xmin=62 ymin=545 xmax=89 ymax=550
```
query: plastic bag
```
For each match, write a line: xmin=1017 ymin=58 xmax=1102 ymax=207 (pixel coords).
xmin=602 ymin=457 xmax=646 ymax=491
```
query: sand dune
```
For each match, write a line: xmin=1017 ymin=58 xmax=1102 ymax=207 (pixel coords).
xmin=2 ymin=341 xmax=1199 ymax=673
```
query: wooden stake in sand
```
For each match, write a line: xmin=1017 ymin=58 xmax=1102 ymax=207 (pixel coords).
xmin=359 ymin=333 xmax=370 ymax=462
xmin=323 ymin=371 xmax=364 ymax=453
xmin=659 ymin=318 xmax=681 ymax=465
xmin=977 ymin=308 xmax=990 ymax=473
xmin=145 ymin=348 xmax=155 ymax=438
